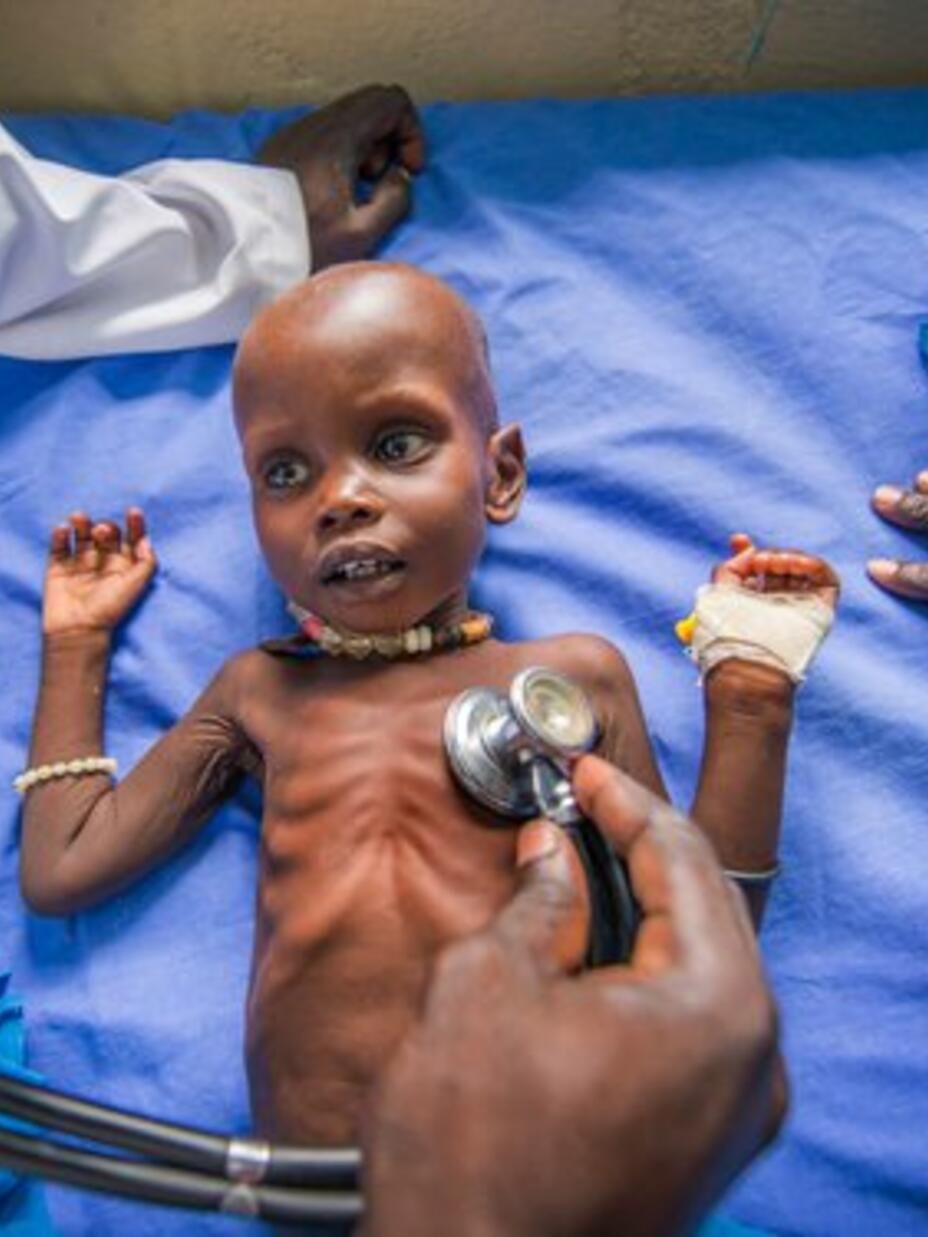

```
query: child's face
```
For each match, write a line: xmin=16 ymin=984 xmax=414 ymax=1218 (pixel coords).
xmin=233 ymin=266 xmax=524 ymax=633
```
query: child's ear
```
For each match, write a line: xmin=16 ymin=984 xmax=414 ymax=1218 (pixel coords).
xmin=485 ymin=424 xmax=527 ymax=525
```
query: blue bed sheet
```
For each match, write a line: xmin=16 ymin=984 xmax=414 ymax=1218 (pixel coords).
xmin=2 ymin=90 xmax=928 ymax=1235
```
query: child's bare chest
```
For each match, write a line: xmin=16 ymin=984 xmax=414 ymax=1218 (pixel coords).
xmin=246 ymin=656 xmax=528 ymax=913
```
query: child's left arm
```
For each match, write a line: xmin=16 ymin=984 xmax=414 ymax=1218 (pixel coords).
xmin=687 ymin=534 xmax=839 ymax=926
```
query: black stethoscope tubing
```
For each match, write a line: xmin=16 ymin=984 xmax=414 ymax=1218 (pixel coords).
xmin=0 ymin=1125 xmax=360 ymax=1224
xmin=0 ymin=1072 xmax=359 ymax=1187
xmin=0 ymin=1072 xmax=361 ymax=1224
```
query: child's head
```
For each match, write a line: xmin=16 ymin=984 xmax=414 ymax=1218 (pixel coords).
xmin=233 ymin=262 xmax=526 ymax=633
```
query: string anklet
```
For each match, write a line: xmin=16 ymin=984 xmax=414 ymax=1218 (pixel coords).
xmin=724 ymin=862 xmax=781 ymax=888
xmin=13 ymin=757 xmax=117 ymax=796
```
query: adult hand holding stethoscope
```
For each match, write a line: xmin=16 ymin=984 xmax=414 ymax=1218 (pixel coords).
xmin=360 ymin=756 xmax=784 ymax=1237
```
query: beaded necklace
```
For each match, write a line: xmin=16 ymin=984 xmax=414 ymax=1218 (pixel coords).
xmin=285 ymin=601 xmax=493 ymax=660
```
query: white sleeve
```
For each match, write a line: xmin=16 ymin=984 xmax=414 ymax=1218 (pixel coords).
xmin=0 ymin=123 xmax=310 ymax=359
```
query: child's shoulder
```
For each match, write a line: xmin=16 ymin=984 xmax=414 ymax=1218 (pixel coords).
xmin=207 ymin=644 xmax=287 ymax=700
xmin=507 ymin=632 xmax=636 ymax=694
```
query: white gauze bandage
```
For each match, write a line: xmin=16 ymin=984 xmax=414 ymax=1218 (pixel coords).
xmin=687 ymin=584 xmax=834 ymax=683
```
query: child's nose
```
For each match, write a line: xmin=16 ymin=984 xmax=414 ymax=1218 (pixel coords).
xmin=316 ymin=479 xmax=382 ymax=534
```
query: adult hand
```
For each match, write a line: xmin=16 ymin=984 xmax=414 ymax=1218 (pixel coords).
xmin=869 ymin=476 xmax=928 ymax=599
xmin=360 ymin=756 xmax=784 ymax=1237
xmin=258 ymin=84 xmax=425 ymax=270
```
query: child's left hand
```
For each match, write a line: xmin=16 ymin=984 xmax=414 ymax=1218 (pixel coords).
xmin=712 ymin=533 xmax=840 ymax=611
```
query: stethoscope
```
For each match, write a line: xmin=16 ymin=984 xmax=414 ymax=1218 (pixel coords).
xmin=444 ymin=665 xmax=637 ymax=966
xmin=0 ymin=667 xmax=636 ymax=1226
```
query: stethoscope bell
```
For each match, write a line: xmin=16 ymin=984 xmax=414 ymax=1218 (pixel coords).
xmin=444 ymin=666 xmax=637 ymax=965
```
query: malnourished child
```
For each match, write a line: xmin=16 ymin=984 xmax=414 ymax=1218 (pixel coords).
xmin=18 ymin=263 xmax=839 ymax=1144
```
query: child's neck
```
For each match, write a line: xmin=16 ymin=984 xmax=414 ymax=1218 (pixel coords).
xmin=287 ymin=594 xmax=492 ymax=661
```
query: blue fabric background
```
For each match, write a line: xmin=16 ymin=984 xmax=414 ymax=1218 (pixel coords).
xmin=2 ymin=90 xmax=928 ymax=1234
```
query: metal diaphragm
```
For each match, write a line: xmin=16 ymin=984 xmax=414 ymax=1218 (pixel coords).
xmin=443 ymin=668 xmax=598 ymax=820
xmin=509 ymin=667 xmax=598 ymax=757
xmin=443 ymin=687 xmax=538 ymax=818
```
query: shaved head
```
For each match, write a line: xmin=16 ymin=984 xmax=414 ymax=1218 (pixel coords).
xmin=234 ymin=262 xmax=497 ymax=435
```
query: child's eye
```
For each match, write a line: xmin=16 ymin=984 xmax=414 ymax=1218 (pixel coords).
xmin=373 ymin=429 xmax=431 ymax=465
xmin=264 ymin=458 xmax=310 ymax=490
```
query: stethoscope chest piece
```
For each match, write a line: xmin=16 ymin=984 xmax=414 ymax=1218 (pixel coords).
xmin=444 ymin=666 xmax=638 ymax=967
xmin=443 ymin=666 xmax=599 ymax=820
xmin=443 ymin=686 xmax=538 ymax=818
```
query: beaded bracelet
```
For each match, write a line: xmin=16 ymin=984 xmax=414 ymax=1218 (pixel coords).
xmin=12 ymin=756 xmax=117 ymax=796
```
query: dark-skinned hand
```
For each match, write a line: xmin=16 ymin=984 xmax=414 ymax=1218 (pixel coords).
xmin=870 ymin=475 xmax=928 ymax=599
xmin=44 ymin=509 xmax=156 ymax=637
xmin=257 ymin=84 xmax=425 ymax=270
xmin=359 ymin=756 xmax=784 ymax=1237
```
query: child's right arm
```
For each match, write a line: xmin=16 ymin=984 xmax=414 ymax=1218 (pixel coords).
xmin=19 ymin=510 xmax=255 ymax=916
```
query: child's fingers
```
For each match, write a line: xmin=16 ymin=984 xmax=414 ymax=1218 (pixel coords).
xmin=69 ymin=512 xmax=97 ymax=566
xmin=69 ymin=512 xmax=92 ymax=548
xmin=713 ymin=534 xmax=758 ymax=584
xmin=128 ymin=510 xmax=157 ymax=567
xmin=753 ymin=550 xmax=810 ymax=577
xmin=125 ymin=508 xmax=147 ymax=556
xmin=49 ymin=524 xmax=71 ymax=561
xmin=745 ymin=550 xmax=839 ymax=607
xmin=92 ymin=521 xmax=122 ymax=554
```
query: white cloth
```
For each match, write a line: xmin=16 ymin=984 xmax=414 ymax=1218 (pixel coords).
xmin=0 ymin=123 xmax=310 ymax=359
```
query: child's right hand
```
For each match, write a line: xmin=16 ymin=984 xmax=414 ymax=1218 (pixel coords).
xmin=43 ymin=509 xmax=157 ymax=637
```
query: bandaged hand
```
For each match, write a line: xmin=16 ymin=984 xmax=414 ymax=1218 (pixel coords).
xmin=678 ymin=533 xmax=839 ymax=685
xmin=43 ymin=509 xmax=157 ymax=637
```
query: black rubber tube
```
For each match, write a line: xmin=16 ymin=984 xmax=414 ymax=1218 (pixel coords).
xmin=0 ymin=1072 xmax=360 ymax=1187
xmin=0 ymin=1126 xmax=362 ymax=1225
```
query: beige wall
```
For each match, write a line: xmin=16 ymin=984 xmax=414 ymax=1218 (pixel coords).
xmin=1 ymin=1 xmax=927 ymax=116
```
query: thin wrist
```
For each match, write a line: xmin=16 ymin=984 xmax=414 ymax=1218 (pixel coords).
xmin=43 ymin=627 xmax=112 ymax=651
xmin=704 ymin=659 xmax=796 ymax=712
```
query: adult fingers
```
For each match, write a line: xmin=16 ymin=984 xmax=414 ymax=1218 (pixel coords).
xmin=871 ymin=484 xmax=928 ymax=531
xmin=359 ymin=139 xmax=392 ymax=181
xmin=487 ymin=819 xmax=591 ymax=979
xmin=572 ymin=757 xmax=749 ymax=980
xmin=346 ymin=84 xmax=426 ymax=173
xmin=867 ymin=558 xmax=928 ymax=601
xmin=351 ymin=165 xmax=413 ymax=250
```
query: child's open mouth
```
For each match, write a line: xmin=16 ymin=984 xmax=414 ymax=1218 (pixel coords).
xmin=319 ymin=544 xmax=407 ymax=593
xmin=325 ymin=559 xmax=403 ymax=584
